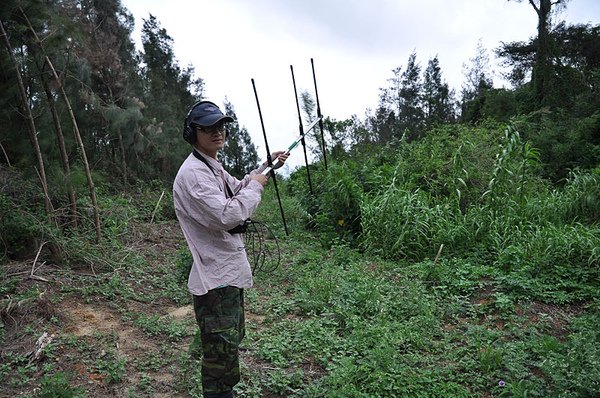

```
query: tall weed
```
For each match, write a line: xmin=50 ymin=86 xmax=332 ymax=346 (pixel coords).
xmin=361 ymin=186 xmax=446 ymax=260
xmin=482 ymin=126 xmax=542 ymax=208
xmin=356 ymin=122 xmax=600 ymax=305
xmin=496 ymin=223 xmax=600 ymax=302
xmin=560 ymin=167 xmax=600 ymax=224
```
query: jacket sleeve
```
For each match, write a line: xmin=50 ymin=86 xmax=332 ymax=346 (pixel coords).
xmin=226 ymin=164 xmax=268 ymax=196
xmin=179 ymin=165 xmax=264 ymax=231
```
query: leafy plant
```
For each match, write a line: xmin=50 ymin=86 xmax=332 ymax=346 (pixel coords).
xmin=38 ymin=372 xmax=86 ymax=398
xmin=0 ymin=193 xmax=45 ymax=260
xmin=132 ymin=313 xmax=191 ymax=340
xmin=95 ymin=355 xmax=127 ymax=384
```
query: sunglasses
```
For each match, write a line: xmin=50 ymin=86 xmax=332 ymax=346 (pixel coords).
xmin=197 ymin=122 xmax=228 ymax=134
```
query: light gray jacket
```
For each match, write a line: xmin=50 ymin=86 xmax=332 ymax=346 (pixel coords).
xmin=173 ymin=151 xmax=266 ymax=296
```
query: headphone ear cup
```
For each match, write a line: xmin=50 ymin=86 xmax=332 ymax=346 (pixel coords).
xmin=183 ymin=122 xmax=196 ymax=144
xmin=183 ymin=100 xmax=212 ymax=144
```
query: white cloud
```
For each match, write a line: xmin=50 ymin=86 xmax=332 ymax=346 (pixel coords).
xmin=122 ymin=0 xmax=599 ymax=169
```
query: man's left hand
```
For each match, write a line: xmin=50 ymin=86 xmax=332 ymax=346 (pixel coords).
xmin=268 ymin=151 xmax=290 ymax=170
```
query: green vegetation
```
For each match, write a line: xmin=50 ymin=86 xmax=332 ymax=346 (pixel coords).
xmin=261 ymin=122 xmax=599 ymax=396
xmin=1 ymin=0 xmax=599 ymax=396
xmin=1 ymin=148 xmax=599 ymax=396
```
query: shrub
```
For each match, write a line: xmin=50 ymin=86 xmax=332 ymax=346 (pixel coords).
xmin=496 ymin=223 xmax=600 ymax=302
xmin=0 ymin=193 xmax=45 ymax=260
xmin=38 ymin=372 xmax=85 ymax=398
xmin=520 ymin=110 xmax=600 ymax=181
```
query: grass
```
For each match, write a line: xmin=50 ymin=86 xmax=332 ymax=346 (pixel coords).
xmin=1 ymin=176 xmax=599 ymax=397
xmin=246 ymin=237 xmax=599 ymax=397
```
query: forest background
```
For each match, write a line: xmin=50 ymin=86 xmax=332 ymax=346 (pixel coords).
xmin=1 ymin=0 xmax=599 ymax=397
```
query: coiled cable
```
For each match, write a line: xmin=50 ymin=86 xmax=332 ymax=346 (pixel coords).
xmin=244 ymin=219 xmax=281 ymax=274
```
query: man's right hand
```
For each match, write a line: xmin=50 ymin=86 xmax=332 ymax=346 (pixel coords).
xmin=251 ymin=174 xmax=268 ymax=187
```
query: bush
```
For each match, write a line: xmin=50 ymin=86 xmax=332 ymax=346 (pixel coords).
xmin=39 ymin=372 xmax=85 ymax=398
xmin=288 ymin=160 xmax=382 ymax=245
xmin=0 ymin=193 xmax=45 ymax=260
xmin=520 ymin=110 xmax=600 ymax=181
xmin=496 ymin=223 xmax=600 ymax=302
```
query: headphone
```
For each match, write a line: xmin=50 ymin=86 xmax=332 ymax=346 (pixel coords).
xmin=182 ymin=100 xmax=229 ymax=144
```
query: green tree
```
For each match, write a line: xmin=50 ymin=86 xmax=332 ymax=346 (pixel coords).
xmin=398 ymin=51 xmax=424 ymax=140
xmin=370 ymin=105 xmax=397 ymax=144
xmin=140 ymin=14 xmax=204 ymax=180
xmin=220 ymin=99 xmax=259 ymax=179
xmin=76 ymin=0 xmax=143 ymax=185
xmin=423 ymin=55 xmax=455 ymax=127
xmin=528 ymin=0 xmax=568 ymax=106
xmin=322 ymin=116 xmax=354 ymax=159
xmin=497 ymin=22 xmax=600 ymax=113
xmin=377 ymin=52 xmax=424 ymax=141
xmin=460 ymin=39 xmax=493 ymax=122
xmin=376 ymin=66 xmax=402 ymax=142
xmin=508 ymin=0 xmax=569 ymax=107
xmin=495 ymin=20 xmax=599 ymax=178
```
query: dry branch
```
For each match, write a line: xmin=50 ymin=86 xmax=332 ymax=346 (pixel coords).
xmin=150 ymin=191 xmax=165 ymax=224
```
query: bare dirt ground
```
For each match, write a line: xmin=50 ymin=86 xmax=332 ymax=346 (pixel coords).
xmin=0 ymin=221 xmax=276 ymax=397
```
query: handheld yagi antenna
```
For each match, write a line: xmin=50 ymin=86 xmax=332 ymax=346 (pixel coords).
xmin=261 ymin=116 xmax=322 ymax=176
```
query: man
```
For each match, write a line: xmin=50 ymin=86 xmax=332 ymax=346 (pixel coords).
xmin=173 ymin=100 xmax=288 ymax=398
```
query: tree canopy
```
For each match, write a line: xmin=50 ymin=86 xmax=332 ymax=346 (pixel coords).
xmin=0 ymin=0 xmax=598 ymax=238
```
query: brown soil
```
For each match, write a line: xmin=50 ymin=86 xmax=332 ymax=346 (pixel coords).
xmin=0 ymin=220 xmax=268 ymax=397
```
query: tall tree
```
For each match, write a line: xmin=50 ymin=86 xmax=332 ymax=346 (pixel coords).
xmin=220 ymin=100 xmax=258 ymax=179
xmin=529 ymin=0 xmax=568 ymax=106
xmin=322 ymin=116 xmax=354 ymax=159
xmin=497 ymin=22 xmax=600 ymax=111
xmin=510 ymin=0 xmax=569 ymax=106
xmin=140 ymin=14 xmax=203 ymax=179
xmin=496 ymin=19 xmax=600 ymax=178
xmin=423 ymin=56 xmax=455 ymax=127
xmin=376 ymin=66 xmax=402 ymax=142
xmin=370 ymin=105 xmax=396 ymax=144
xmin=398 ymin=52 xmax=424 ymax=140
xmin=20 ymin=8 xmax=102 ymax=241
xmin=377 ymin=52 xmax=425 ymax=141
xmin=460 ymin=39 xmax=493 ymax=122
xmin=77 ymin=0 xmax=141 ymax=185
xmin=0 ymin=17 xmax=53 ymax=222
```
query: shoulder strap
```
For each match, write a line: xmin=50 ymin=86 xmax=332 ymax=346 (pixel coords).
xmin=192 ymin=150 xmax=235 ymax=198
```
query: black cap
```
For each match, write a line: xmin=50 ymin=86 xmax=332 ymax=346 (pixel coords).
xmin=187 ymin=101 xmax=233 ymax=127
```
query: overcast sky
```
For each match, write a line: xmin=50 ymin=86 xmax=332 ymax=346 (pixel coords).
xmin=121 ymin=0 xmax=599 ymax=170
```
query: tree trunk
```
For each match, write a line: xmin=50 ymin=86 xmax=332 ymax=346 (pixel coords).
xmin=20 ymin=9 xmax=101 ymax=242
xmin=39 ymin=68 xmax=79 ymax=228
xmin=118 ymin=131 xmax=128 ymax=186
xmin=0 ymin=19 xmax=54 ymax=224
xmin=529 ymin=0 xmax=553 ymax=106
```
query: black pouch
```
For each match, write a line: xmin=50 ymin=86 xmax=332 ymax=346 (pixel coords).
xmin=227 ymin=219 xmax=249 ymax=234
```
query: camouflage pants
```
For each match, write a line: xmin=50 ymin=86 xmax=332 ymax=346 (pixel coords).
xmin=193 ymin=286 xmax=245 ymax=397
